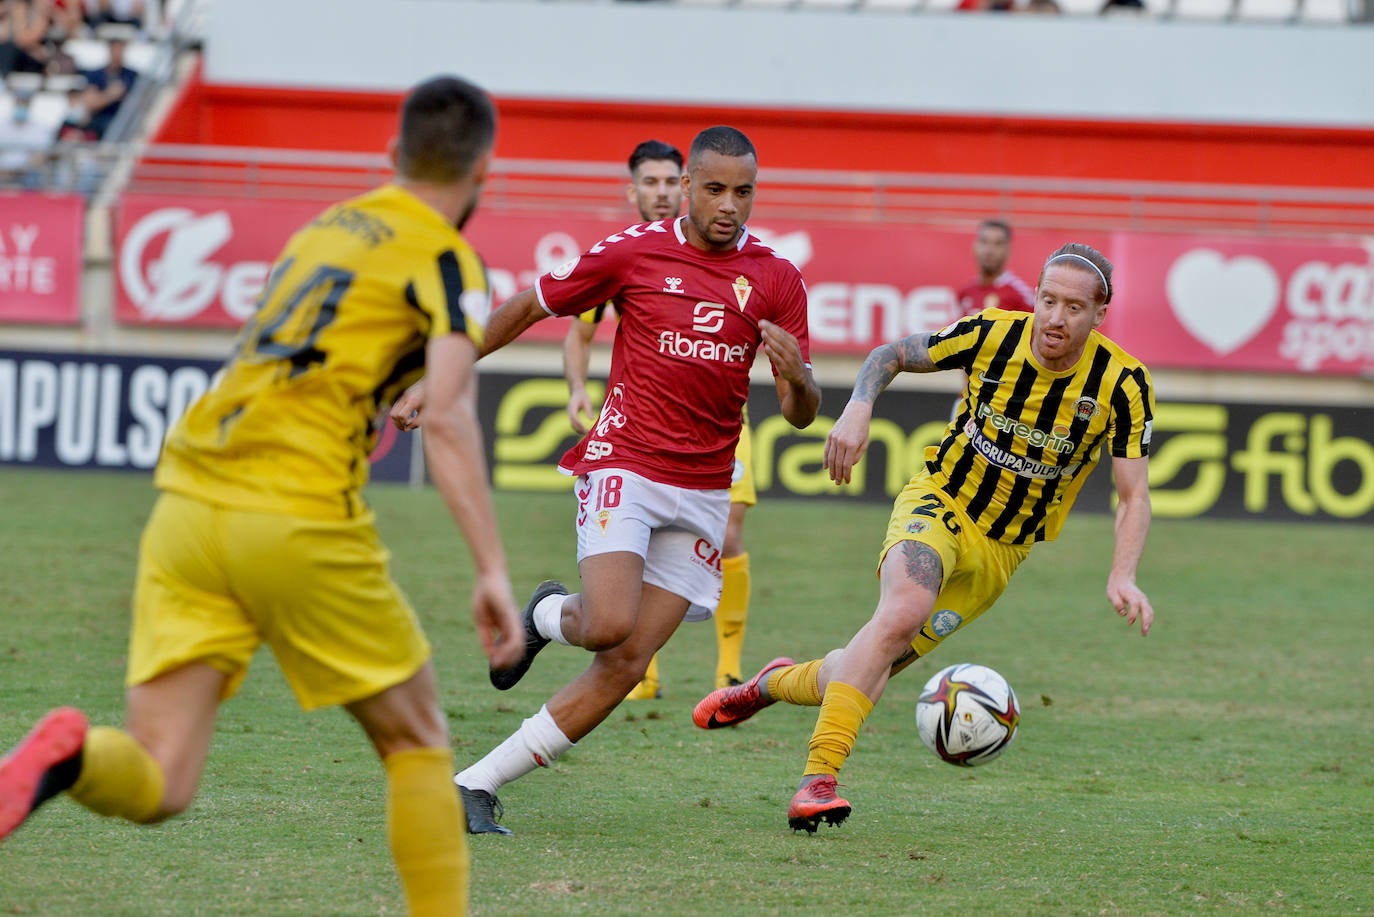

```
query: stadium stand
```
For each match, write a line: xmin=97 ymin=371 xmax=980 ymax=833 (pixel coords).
xmin=2 ymin=0 xmax=1371 ymax=377
xmin=612 ymin=0 xmax=1363 ymax=16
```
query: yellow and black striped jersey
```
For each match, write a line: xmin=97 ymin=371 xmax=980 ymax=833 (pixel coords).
xmin=925 ymin=309 xmax=1153 ymax=545
xmin=156 ymin=184 xmax=490 ymax=519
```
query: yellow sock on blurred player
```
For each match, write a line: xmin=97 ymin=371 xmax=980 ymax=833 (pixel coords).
xmin=714 ymin=552 xmax=751 ymax=688
xmin=67 ymin=726 xmax=164 ymax=823
xmin=626 ymin=653 xmax=661 ymax=700
xmin=385 ymin=747 xmax=467 ymax=917
xmin=804 ymin=682 xmax=874 ymax=777
xmin=767 ymin=658 xmax=823 ymax=706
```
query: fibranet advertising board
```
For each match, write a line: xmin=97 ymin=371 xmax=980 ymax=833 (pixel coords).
xmin=3 ymin=354 xmax=1369 ymax=525
xmin=477 ymin=374 xmax=1373 ymax=526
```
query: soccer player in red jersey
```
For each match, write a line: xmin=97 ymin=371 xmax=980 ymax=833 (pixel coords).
xmin=562 ymin=138 xmax=765 ymax=702
xmin=443 ymin=125 xmax=820 ymax=833
xmin=955 ymin=219 xmax=1035 ymax=317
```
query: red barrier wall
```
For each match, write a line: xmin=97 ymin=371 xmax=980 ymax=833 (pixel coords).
xmin=154 ymin=66 xmax=1374 ymax=190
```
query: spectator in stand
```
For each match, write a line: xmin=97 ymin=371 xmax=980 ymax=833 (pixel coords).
xmin=81 ymin=33 xmax=136 ymax=138
xmin=0 ymin=89 xmax=55 ymax=186
xmin=47 ymin=0 xmax=85 ymax=38
xmin=0 ymin=0 xmax=55 ymax=75
xmin=957 ymin=219 xmax=1035 ymax=317
xmin=56 ymin=76 xmax=93 ymax=141
xmin=84 ymin=0 xmax=144 ymax=31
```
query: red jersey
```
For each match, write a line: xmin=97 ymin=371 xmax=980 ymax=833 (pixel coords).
xmin=536 ymin=217 xmax=811 ymax=490
xmin=956 ymin=271 xmax=1035 ymax=316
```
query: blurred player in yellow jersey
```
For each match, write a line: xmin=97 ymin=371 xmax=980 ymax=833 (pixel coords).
xmin=562 ymin=139 xmax=760 ymax=699
xmin=0 ymin=75 xmax=524 ymax=915
xmin=694 ymin=243 xmax=1156 ymax=833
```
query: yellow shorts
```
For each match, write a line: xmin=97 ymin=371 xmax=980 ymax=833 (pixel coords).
xmin=128 ymin=492 xmax=431 ymax=711
xmin=728 ymin=419 xmax=757 ymax=507
xmin=880 ymin=474 xmax=1032 ymax=659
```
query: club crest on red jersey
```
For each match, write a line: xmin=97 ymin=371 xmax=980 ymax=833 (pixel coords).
xmin=732 ymin=275 xmax=753 ymax=311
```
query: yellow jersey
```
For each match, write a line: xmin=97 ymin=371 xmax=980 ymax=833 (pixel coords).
xmin=926 ymin=309 xmax=1153 ymax=545
xmin=156 ymin=185 xmax=490 ymax=519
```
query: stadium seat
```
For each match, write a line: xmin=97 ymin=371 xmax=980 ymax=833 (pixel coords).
xmin=1235 ymin=0 xmax=1300 ymax=19
xmin=858 ymin=0 xmax=924 ymax=9
xmin=61 ymin=38 xmax=157 ymax=73
xmin=1299 ymin=0 xmax=1350 ymax=21
xmin=1168 ymin=0 xmax=1234 ymax=18
xmin=797 ymin=0 xmax=861 ymax=8
xmin=1055 ymin=0 xmax=1106 ymax=14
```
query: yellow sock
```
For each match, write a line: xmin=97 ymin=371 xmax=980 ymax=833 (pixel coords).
xmin=385 ymin=747 xmax=467 ymax=917
xmin=715 ymin=553 xmax=751 ymax=688
xmin=627 ymin=653 xmax=661 ymax=700
xmin=804 ymin=682 xmax=875 ymax=777
xmin=767 ymin=658 xmax=823 ymax=707
xmin=67 ymin=726 xmax=164 ymax=823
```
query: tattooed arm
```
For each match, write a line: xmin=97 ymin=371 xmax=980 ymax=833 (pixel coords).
xmin=824 ymin=333 xmax=939 ymax=485
xmin=849 ymin=333 xmax=939 ymax=404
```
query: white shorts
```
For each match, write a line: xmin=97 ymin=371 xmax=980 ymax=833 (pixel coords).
xmin=574 ymin=468 xmax=730 ymax=622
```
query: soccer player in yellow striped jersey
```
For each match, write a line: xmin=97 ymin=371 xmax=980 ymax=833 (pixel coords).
xmin=562 ymin=139 xmax=761 ymax=699
xmin=693 ymin=243 xmax=1156 ymax=833
xmin=0 ymin=76 xmax=523 ymax=916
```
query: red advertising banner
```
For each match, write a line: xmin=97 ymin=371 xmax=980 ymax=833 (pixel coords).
xmin=110 ymin=192 xmax=1374 ymax=376
xmin=1107 ymin=232 xmax=1374 ymax=377
xmin=0 ymin=193 xmax=84 ymax=325
xmin=114 ymin=194 xmax=324 ymax=326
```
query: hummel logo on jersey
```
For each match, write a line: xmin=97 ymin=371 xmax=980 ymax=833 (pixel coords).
xmin=664 ymin=277 xmax=684 ymax=294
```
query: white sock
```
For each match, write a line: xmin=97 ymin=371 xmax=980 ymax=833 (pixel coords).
xmin=533 ymin=592 xmax=572 ymax=646
xmin=454 ymin=705 xmax=574 ymax=795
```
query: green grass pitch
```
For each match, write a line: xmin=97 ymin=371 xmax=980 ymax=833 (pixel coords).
xmin=1 ymin=468 xmax=1370 ymax=915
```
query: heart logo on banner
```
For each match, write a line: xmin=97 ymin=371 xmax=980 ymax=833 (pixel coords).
xmin=1165 ymin=249 xmax=1281 ymax=355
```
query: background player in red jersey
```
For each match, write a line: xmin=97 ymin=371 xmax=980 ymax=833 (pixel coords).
xmin=956 ymin=218 xmax=1035 ymax=316
xmin=444 ymin=125 xmax=821 ymax=834
xmin=563 ymin=138 xmax=764 ymax=702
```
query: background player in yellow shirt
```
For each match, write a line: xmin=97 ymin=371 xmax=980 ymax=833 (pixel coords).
xmin=0 ymin=75 xmax=524 ymax=916
xmin=562 ymin=138 xmax=761 ymax=699
xmin=694 ymin=243 xmax=1156 ymax=833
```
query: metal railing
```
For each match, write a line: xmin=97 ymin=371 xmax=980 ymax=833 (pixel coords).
xmin=119 ymin=144 xmax=1374 ymax=237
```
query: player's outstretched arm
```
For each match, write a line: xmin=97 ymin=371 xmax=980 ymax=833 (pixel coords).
xmin=421 ymin=332 xmax=524 ymax=669
xmin=1106 ymin=455 xmax=1154 ymax=637
xmin=760 ymin=319 xmax=820 ymax=429
xmin=824 ymin=333 xmax=939 ymax=485
xmin=480 ymin=288 xmax=547 ymax=358
xmin=852 ymin=332 xmax=939 ymax=404
xmin=563 ymin=318 xmax=599 ymax=435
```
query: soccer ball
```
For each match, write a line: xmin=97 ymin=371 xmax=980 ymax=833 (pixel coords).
xmin=916 ymin=663 xmax=1019 ymax=767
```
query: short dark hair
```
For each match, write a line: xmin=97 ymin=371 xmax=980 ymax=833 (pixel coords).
xmin=687 ymin=126 xmax=757 ymax=168
xmin=979 ymin=218 xmax=1013 ymax=240
xmin=1040 ymin=242 xmax=1114 ymax=305
xmin=628 ymin=140 xmax=683 ymax=175
xmin=396 ymin=75 xmax=496 ymax=184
